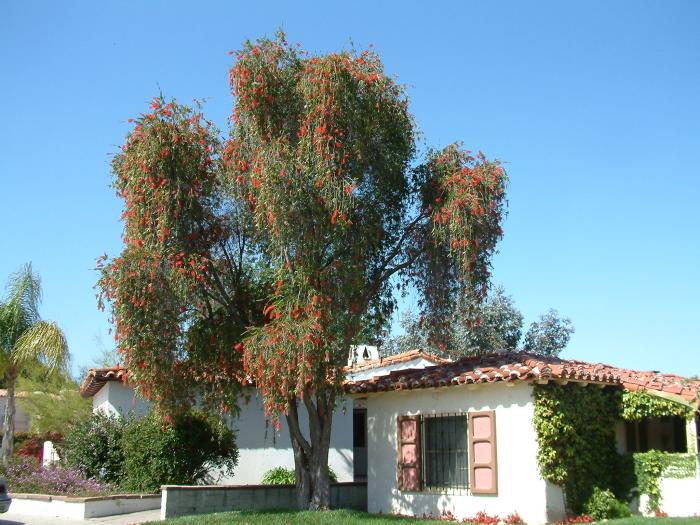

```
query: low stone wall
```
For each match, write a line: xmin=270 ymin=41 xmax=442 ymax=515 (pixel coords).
xmin=161 ymin=482 xmax=367 ymax=519
xmin=10 ymin=493 xmax=161 ymax=519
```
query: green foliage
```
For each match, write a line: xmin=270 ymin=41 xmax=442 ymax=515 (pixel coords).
xmin=0 ymin=263 xmax=69 ymax=464
xmin=453 ymin=287 xmax=523 ymax=355
xmin=99 ymin=32 xmax=509 ymax=508
xmin=120 ymin=411 xmax=238 ymax=492
xmin=583 ymin=487 xmax=631 ymax=520
xmin=632 ymin=452 xmax=698 ymax=513
xmin=16 ymin=373 xmax=91 ymax=435
xmin=261 ymin=466 xmax=337 ymax=485
xmin=62 ymin=410 xmax=237 ymax=492
xmin=386 ymin=287 xmax=573 ymax=359
xmin=621 ymin=391 xmax=695 ymax=421
xmin=534 ymin=383 xmax=699 ymax=515
xmin=532 ymin=383 xmax=624 ymax=513
xmin=61 ymin=412 xmax=126 ymax=484
xmin=522 ymin=309 xmax=574 ymax=357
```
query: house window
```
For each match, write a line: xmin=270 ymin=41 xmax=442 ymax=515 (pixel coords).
xmin=397 ymin=411 xmax=497 ymax=494
xmin=625 ymin=416 xmax=688 ymax=453
xmin=421 ymin=414 xmax=469 ymax=490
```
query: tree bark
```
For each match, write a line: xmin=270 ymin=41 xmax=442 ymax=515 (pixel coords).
xmin=285 ymin=388 xmax=335 ymax=510
xmin=0 ymin=367 xmax=17 ymax=465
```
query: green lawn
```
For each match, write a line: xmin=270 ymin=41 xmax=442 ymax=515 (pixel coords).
xmin=153 ymin=509 xmax=459 ymax=524
xmin=152 ymin=510 xmax=700 ymax=525
xmin=606 ymin=516 xmax=700 ymax=525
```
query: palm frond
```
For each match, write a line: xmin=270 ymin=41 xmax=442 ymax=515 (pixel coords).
xmin=14 ymin=321 xmax=69 ymax=371
xmin=0 ymin=264 xmax=42 ymax=348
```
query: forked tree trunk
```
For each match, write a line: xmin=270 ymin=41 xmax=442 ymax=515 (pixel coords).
xmin=0 ymin=367 xmax=17 ymax=465
xmin=285 ymin=388 xmax=335 ymax=510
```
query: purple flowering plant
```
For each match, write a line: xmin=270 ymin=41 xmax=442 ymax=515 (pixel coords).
xmin=1 ymin=457 xmax=114 ymax=496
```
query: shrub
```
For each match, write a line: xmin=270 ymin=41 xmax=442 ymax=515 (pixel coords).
xmin=0 ymin=457 xmax=112 ymax=496
xmin=260 ymin=466 xmax=337 ymax=485
xmin=14 ymin=431 xmax=63 ymax=460
xmin=583 ymin=487 xmax=631 ymax=521
xmin=120 ymin=411 xmax=238 ymax=492
xmin=60 ymin=412 xmax=125 ymax=484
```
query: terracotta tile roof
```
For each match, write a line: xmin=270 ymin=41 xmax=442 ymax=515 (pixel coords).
xmin=79 ymin=367 xmax=127 ymax=398
xmin=345 ymin=349 xmax=450 ymax=373
xmin=345 ymin=352 xmax=700 ymax=407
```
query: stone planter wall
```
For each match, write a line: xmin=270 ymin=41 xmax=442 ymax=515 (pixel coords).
xmin=9 ymin=493 xmax=161 ymax=519
xmin=161 ymin=482 xmax=367 ymax=519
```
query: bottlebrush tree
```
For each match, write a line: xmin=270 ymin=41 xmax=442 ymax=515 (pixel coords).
xmin=97 ymin=99 xmax=269 ymax=414
xmin=98 ymin=32 xmax=507 ymax=510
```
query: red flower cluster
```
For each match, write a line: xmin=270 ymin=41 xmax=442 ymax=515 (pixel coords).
xmin=556 ymin=515 xmax=594 ymax=524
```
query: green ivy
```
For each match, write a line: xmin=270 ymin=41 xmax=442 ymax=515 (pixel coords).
xmin=532 ymin=383 xmax=698 ymax=515
xmin=621 ymin=391 xmax=694 ymax=422
xmin=632 ymin=452 xmax=698 ymax=513
xmin=532 ymin=383 xmax=623 ymax=513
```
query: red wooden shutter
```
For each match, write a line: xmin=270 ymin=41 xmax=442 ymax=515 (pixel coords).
xmin=468 ymin=410 xmax=498 ymax=494
xmin=397 ymin=415 xmax=421 ymax=491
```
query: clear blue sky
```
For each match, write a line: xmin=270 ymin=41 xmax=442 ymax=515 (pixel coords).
xmin=1 ymin=1 xmax=699 ymax=378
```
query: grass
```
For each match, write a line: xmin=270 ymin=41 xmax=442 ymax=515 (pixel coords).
xmin=606 ymin=516 xmax=700 ymax=525
xmin=153 ymin=509 xmax=451 ymax=524
xmin=152 ymin=510 xmax=700 ymax=525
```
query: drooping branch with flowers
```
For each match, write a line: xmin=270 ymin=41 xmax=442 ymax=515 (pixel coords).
xmin=98 ymin=32 xmax=508 ymax=510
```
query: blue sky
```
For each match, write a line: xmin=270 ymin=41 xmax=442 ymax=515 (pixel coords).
xmin=1 ymin=1 xmax=699 ymax=378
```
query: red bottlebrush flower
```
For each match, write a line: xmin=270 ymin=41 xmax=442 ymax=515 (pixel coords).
xmin=330 ymin=209 xmax=339 ymax=224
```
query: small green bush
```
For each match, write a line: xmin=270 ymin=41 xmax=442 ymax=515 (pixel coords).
xmin=120 ymin=411 xmax=238 ymax=492
xmin=261 ymin=466 xmax=337 ymax=485
xmin=61 ymin=412 xmax=126 ymax=484
xmin=583 ymin=487 xmax=631 ymax=521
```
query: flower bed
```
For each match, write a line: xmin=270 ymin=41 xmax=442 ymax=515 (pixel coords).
xmin=1 ymin=458 xmax=113 ymax=497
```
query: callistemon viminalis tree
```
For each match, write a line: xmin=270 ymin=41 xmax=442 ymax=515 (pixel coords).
xmin=223 ymin=34 xmax=507 ymax=508
xmin=98 ymin=32 xmax=508 ymax=511
xmin=97 ymin=97 xmax=267 ymax=414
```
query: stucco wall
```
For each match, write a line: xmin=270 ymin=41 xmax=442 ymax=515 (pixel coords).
xmin=218 ymin=389 xmax=354 ymax=484
xmin=362 ymin=382 xmax=565 ymax=525
xmin=93 ymin=382 xmax=151 ymax=419
xmin=91 ymin=384 xmax=354 ymax=484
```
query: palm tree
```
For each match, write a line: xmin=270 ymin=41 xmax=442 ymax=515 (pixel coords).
xmin=0 ymin=264 xmax=68 ymax=464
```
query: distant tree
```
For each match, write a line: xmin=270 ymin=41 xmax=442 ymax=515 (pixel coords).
xmin=453 ymin=286 xmax=523 ymax=354
xmin=0 ymin=264 xmax=69 ymax=464
xmin=387 ymin=287 xmax=573 ymax=358
xmin=522 ymin=309 xmax=574 ymax=357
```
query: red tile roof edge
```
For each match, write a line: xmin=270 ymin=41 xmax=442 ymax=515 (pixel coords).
xmin=79 ymin=367 xmax=127 ymax=398
xmin=345 ymin=352 xmax=700 ymax=408
xmin=79 ymin=349 xmax=448 ymax=398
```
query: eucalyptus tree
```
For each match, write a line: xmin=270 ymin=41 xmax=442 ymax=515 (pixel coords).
xmin=0 ymin=264 xmax=69 ymax=464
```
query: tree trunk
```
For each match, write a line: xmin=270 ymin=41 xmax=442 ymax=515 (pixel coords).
xmin=0 ymin=367 xmax=17 ymax=465
xmin=285 ymin=388 xmax=335 ymax=510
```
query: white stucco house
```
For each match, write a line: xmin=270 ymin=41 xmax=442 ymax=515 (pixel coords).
xmin=81 ymin=349 xmax=700 ymax=523
xmin=346 ymin=352 xmax=700 ymax=524
xmin=79 ymin=347 xmax=446 ymax=485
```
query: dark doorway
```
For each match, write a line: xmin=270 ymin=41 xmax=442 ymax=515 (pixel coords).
xmin=353 ymin=408 xmax=367 ymax=481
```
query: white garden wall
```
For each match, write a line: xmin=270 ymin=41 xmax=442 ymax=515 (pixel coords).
xmin=9 ymin=494 xmax=161 ymax=519
xmin=219 ymin=389 xmax=354 ymax=484
xmin=93 ymin=381 xmax=151 ymax=419
xmin=92 ymin=384 xmax=354 ymax=484
xmin=361 ymin=382 xmax=565 ymax=525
